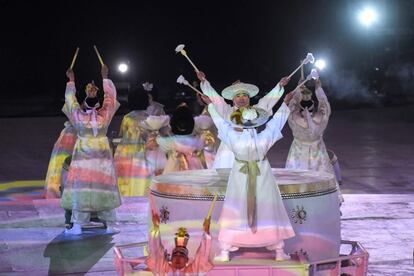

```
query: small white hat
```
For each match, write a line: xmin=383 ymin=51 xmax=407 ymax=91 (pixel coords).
xmin=142 ymin=82 xmax=154 ymax=92
xmin=221 ymin=82 xmax=259 ymax=100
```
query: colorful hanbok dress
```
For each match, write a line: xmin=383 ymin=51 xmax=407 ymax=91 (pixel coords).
xmin=156 ymin=135 xmax=205 ymax=174
xmin=60 ymin=78 xmax=121 ymax=222
xmin=45 ymin=120 xmax=77 ymax=199
xmin=193 ymin=107 xmax=218 ymax=169
xmin=285 ymin=86 xmax=343 ymax=201
xmin=114 ymin=110 xmax=152 ymax=196
xmin=145 ymin=103 xmax=169 ymax=177
xmin=285 ymin=86 xmax=332 ymax=172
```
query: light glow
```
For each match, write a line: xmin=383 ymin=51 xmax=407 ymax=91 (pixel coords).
xmin=315 ymin=59 xmax=326 ymax=70
xmin=118 ymin=63 xmax=128 ymax=73
xmin=358 ymin=7 xmax=378 ymax=27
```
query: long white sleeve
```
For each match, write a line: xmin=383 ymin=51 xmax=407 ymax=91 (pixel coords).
xmin=259 ymin=103 xmax=290 ymax=150
xmin=200 ymin=80 xmax=233 ymax=119
xmin=255 ymin=83 xmax=284 ymax=113
xmin=315 ymin=86 xmax=331 ymax=117
xmin=207 ymin=103 xmax=237 ymax=148
xmin=288 ymin=90 xmax=302 ymax=112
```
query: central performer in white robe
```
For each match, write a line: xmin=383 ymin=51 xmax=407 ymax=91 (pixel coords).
xmin=207 ymin=101 xmax=295 ymax=262
xmin=198 ymin=71 xmax=290 ymax=168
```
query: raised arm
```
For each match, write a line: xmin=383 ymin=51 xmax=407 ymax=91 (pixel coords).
xmin=287 ymin=89 xmax=302 ymax=112
xmin=198 ymin=71 xmax=232 ymax=119
xmin=97 ymin=65 xmax=118 ymax=123
xmin=259 ymin=103 xmax=290 ymax=149
xmin=207 ymin=103 xmax=239 ymax=148
xmin=64 ymin=69 xmax=81 ymax=123
xmin=190 ymin=234 xmax=213 ymax=273
xmin=145 ymin=212 xmax=169 ymax=272
xmin=256 ymin=76 xmax=290 ymax=113
xmin=314 ymin=79 xmax=331 ymax=117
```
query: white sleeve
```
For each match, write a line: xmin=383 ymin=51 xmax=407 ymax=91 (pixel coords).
xmin=258 ymin=103 xmax=290 ymax=150
xmin=207 ymin=103 xmax=237 ymax=147
xmin=315 ymin=86 xmax=331 ymax=117
xmin=288 ymin=90 xmax=302 ymax=112
xmin=256 ymin=83 xmax=284 ymax=113
xmin=200 ymin=80 xmax=232 ymax=119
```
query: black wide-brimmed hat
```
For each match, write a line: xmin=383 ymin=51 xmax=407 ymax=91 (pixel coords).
xmin=128 ymin=86 xmax=149 ymax=111
xmin=170 ymin=104 xmax=195 ymax=135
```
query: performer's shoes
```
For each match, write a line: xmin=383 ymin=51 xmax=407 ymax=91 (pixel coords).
xmin=214 ymin=250 xmax=230 ymax=262
xmin=64 ymin=223 xmax=73 ymax=229
xmin=105 ymin=226 xmax=120 ymax=234
xmin=275 ymin=249 xmax=290 ymax=261
xmin=64 ymin=223 xmax=82 ymax=235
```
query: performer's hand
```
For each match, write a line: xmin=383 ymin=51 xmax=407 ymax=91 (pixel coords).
xmin=279 ymin=76 xmax=290 ymax=87
xmin=152 ymin=212 xmax=160 ymax=228
xmin=203 ymin=218 xmax=211 ymax=234
xmin=101 ymin=64 xmax=109 ymax=79
xmin=86 ymin=87 xmax=98 ymax=98
xmin=145 ymin=137 xmax=158 ymax=150
xmin=197 ymin=93 xmax=211 ymax=105
xmin=66 ymin=69 xmax=75 ymax=82
xmin=196 ymin=71 xmax=206 ymax=82
xmin=284 ymin=91 xmax=295 ymax=105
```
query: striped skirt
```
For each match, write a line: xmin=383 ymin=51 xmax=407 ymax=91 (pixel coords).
xmin=61 ymin=135 xmax=121 ymax=212
xmin=45 ymin=126 xmax=77 ymax=199
xmin=114 ymin=142 xmax=153 ymax=196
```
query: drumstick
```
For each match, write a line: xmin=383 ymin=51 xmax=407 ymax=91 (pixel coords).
xmin=288 ymin=53 xmax=314 ymax=79
xmin=288 ymin=60 xmax=306 ymax=79
xmin=177 ymin=75 xmax=204 ymax=97
xmin=180 ymin=49 xmax=200 ymax=72
xmin=69 ymin=47 xmax=80 ymax=70
xmin=292 ymin=78 xmax=309 ymax=93
xmin=292 ymin=69 xmax=318 ymax=93
xmin=93 ymin=45 xmax=105 ymax=66
xmin=300 ymin=60 xmax=304 ymax=80
xmin=206 ymin=194 xmax=218 ymax=219
xmin=175 ymin=44 xmax=200 ymax=72
xmin=186 ymin=83 xmax=204 ymax=97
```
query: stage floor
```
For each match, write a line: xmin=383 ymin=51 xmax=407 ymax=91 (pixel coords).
xmin=0 ymin=194 xmax=413 ymax=275
xmin=0 ymin=106 xmax=413 ymax=275
xmin=1 ymin=105 xmax=414 ymax=194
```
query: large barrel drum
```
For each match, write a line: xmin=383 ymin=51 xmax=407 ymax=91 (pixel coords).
xmin=150 ymin=168 xmax=340 ymax=262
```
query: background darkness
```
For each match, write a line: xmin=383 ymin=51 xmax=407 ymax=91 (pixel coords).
xmin=1 ymin=0 xmax=414 ymax=116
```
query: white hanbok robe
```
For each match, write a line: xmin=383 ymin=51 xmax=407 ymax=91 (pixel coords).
xmin=208 ymin=103 xmax=295 ymax=249
xmin=286 ymin=87 xmax=343 ymax=201
xmin=200 ymin=80 xmax=284 ymax=169
xmin=286 ymin=87 xmax=334 ymax=176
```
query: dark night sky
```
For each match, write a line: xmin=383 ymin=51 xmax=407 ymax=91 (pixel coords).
xmin=1 ymin=0 xmax=413 ymax=115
